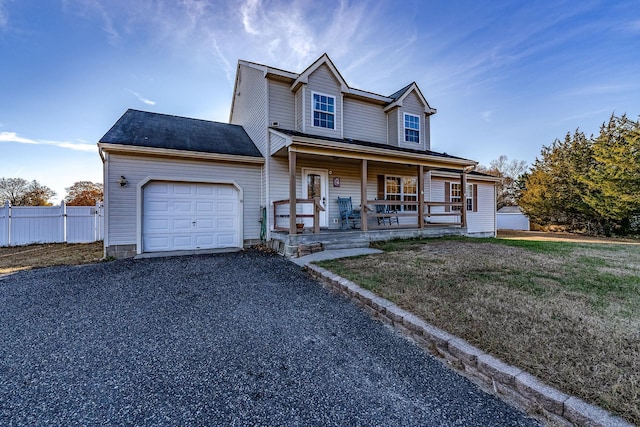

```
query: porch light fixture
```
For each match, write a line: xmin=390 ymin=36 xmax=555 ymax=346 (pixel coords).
xmin=118 ymin=176 xmax=128 ymax=187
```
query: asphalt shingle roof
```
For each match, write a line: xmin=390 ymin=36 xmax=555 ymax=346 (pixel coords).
xmin=273 ymin=128 xmax=472 ymax=161
xmin=100 ymin=109 xmax=263 ymax=157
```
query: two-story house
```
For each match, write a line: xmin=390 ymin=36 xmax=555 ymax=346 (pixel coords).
xmin=98 ymin=54 xmax=498 ymax=259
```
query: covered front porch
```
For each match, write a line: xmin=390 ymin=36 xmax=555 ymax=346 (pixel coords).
xmin=270 ymin=225 xmax=467 ymax=257
xmin=266 ymin=129 xmax=478 ymax=256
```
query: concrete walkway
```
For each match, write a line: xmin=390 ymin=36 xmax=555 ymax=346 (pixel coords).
xmin=290 ymin=247 xmax=383 ymax=266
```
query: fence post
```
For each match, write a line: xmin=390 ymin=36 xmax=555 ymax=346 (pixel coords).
xmin=4 ymin=201 xmax=10 ymax=246
xmin=61 ymin=201 xmax=67 ymax=243
xmin=94 ymin=201 xmax=100 ymax=241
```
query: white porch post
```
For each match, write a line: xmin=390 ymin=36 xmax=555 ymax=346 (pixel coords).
xmin=360 ymin=159 xmax=368 ymax=232
xmin=288 ymin=149 xmax=297 ymax=234
xmin=461 ymin=172 xmax=467 ymax=228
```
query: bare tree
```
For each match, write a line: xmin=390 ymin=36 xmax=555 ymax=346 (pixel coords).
xmin=0 ymin=177 xmax=56 ymax=206
xmin=476 ymin=155 xmax=528 ymax=209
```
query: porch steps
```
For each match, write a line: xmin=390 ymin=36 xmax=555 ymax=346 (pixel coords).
xmin=320 ymin=239 xmax=371 ymax=250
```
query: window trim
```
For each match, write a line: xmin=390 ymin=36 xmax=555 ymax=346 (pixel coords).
xmin=384 ymin=175 xmax=417 ymax=212
xmin=450 ymin=182 xmax=475 ymax=212
xmin=403 ymin=112 xmax=420 ymax=143
xmin=311 ymin=91 xmax=336 ymax=130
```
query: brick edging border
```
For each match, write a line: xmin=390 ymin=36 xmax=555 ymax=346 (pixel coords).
xmin=305 ymin=264 xmax=634 ymax=427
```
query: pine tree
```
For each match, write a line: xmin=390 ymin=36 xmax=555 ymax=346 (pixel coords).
xmin=581 ymin=115 xmax=640 ymax=233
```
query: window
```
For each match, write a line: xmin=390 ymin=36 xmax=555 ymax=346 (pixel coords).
xmin=404 ymin=113 xmax=420 ymax=143
xmin=313 ymin=92 xmax=335 ymax=129
xmin=385 ymin=176 xmax=417 ymax=212
xmin=451 ymin=183 xmax=462 ymax=211
xmin=450 ymin=183 xmax=474 ymax=211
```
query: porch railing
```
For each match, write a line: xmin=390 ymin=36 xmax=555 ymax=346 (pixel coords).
xmin=273 ymin=198 xmax=325 ymax=233
xmin=365 ymin=200 xmax=463 ymax=229
xmin=273 ymin=198 xmax=462 ymax=234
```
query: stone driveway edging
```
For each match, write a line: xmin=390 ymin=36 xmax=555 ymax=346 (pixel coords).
xmin=305 ymin=264 xmax=634 ymax=427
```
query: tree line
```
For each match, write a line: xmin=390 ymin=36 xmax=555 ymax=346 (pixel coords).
xmin=0 ymin=178 xmax=103 ymax=207
xmin=517 ymin=114 xmax=640 ymax=235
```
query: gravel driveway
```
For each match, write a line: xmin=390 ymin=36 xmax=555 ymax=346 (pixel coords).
xmin=0 ymin=250 xmax=539 ymax=426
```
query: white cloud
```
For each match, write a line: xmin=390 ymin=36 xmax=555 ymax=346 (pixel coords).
xmin=0 ymin=132 xmax=96 ymax=152
xmin=62 ymin=0 xmax=121 ymax=45
xmin=0 ymin=0 xmax=8 ymax=31
xmin=481 ymin=111 xmax=493 ymax=122
xmin=126 ymin=89 xmax=156 ymax=106
xmin=240 ymin=0 xmax=261 ymax=35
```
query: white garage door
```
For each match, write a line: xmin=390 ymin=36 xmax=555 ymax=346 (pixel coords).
xmin=143 ymin=182 xmax=240 ymax=252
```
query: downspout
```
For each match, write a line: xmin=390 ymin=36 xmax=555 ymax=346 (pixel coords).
xmin=101 ymin=149 xmax=110 ymax=256
xmin=264 ymin=77 xmax=271 ymax=242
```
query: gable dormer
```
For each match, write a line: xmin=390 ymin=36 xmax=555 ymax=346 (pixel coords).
xmin=291 ymin=54 xmax=347 ymax=139
xmin=384 ymin=82 xmax=437 ymax=151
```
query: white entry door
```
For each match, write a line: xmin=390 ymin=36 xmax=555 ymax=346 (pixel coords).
xmin=142 ymin=182 xmax=240 ymax=252
xmin=302 ymin=168 xmax=328 ymax=228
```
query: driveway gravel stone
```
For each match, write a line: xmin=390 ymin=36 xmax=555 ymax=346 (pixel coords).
xmin=0 ymin=250 xmax=540 ymax=426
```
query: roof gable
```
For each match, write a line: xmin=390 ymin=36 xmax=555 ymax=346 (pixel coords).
xmin=100 ymin=109 xmax=262 ymax=157
xmin=384 ymin=82 xmax=436 ymax=114
xmin=291 ymin=53 xmax=349 ymax=92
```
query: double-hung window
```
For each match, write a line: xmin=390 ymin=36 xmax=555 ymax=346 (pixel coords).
xmin=404 ymin=113 xmax=420 ymax=143
xmin=313 ymin=92 xmax=335 ymax=129
xmin=450 ymin=183 xmax=474 ymax=211
xmin=385 ymin=176 xmax=417 ymax=212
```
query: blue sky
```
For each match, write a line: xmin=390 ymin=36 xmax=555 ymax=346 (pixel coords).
xmin=1 ymin=0 xmax=639 ymax=202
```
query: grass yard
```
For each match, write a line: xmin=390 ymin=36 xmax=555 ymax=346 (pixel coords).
xmin=317 ymin=237 xmax=640 ymax=425
xmin=0 ymin=242 xmax=104 ymax=275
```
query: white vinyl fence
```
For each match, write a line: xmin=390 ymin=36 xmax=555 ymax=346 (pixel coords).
xmin=0 ymin=201 xmax=104 ymax=247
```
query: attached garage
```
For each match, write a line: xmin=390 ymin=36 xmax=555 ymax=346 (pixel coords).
xmin=98 ymin=109 xmax=264 ymax=259
xmin=142 ymin=181 xmax=240 ymax=252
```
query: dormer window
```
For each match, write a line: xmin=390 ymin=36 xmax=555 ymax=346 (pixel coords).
xmin=312 ymin=92 xmax=335 ymax=129
xmin=404 ymin=113 xmax=420 ymax=143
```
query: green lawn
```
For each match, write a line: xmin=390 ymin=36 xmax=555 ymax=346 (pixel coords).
xmin=317 ymin=237 xmax=640 ymax=425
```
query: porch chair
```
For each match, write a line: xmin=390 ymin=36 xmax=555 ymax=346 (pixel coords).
xmin=375 ymin=202 xmax=399 ymax=226
xmin=337 ymin=197 xmax=361 ymax=229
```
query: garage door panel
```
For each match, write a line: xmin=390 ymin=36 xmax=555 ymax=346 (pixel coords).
xmin=216 ymin=186 xmax=236 ymax=198
xmin=146 ymin=183 xmax=170 ymax=195
xmin=195 ymin=235 xmax=214 ymax=246
xmin=172 ymin=201 xmax=193 ymax=213
xmin=195 ymin=219 xmax=214 ymax=230
xmin=216 ymin=218 xmax=235 ymax=229
xmin=143 ymin=182 xmax=240 ymax=252
xmin=196 ymin=201 xmax=214 ymax=213
xmin=216 ymin=234 xmax=237 ymax=246
xmin=147 ymin=200 xmax=170 ymax=213
xmin=217 ymin=202 xmax=236 ymax=213
xmin=171 ymin=219 xmax=192 ymax=230
xmin=146 ymin=219 xmax=170 ymax=231
xmin=172 ymin=183 xmax=193 ymax=195
xmin=196 ymin=185 xmax=215 ymax=196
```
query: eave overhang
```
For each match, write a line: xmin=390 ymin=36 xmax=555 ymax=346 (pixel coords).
xmin=269 ymin=129 xmax=476 ymax=169
xmin=97 ymin=143 xmax=265 ymax=165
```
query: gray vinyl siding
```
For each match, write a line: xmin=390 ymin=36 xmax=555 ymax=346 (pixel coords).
xmin=269 ymin=132 xmax=288 ymax=156
xmin=424 ymin=115 xmax=431 ymax=150
xmin=230 ymin=64 xmax=268 ymax=156
xmin=268 ymin=80 xmax=295 ymax=130
xmin=466 ymin=181 xmax=496 ymax=235
xmin=399 ymin=91 xmax=427 ymax=151
xmin=430 ymin=178 xmax=496 ymax=233
xmin=105 ymin=154 xmax=262 ymax=246
xmin=305 ymin=64 xmax=342 ymax=138
xmin=343 ymin=98 xmax=387 ymax=144
xmin=295 ymin=88 xmax=303 ymax=132
xmin=387 ymin=109 xmax=399 ymax=147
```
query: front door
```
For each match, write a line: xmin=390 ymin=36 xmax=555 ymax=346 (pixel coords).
xmin=302 ymin=168 xmax=328 ymax=228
